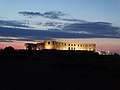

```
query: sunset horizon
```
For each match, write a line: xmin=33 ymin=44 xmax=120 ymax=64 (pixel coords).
xmin=0 ymin=38 xmax=120 ymax=54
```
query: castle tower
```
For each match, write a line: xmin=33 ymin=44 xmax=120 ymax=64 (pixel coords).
xmin=44 ymin=40 xmax=56 ymax=50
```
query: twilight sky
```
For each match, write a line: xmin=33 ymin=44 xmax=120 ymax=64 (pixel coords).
xmin=0 ymin=0 xmax=120 ymax=26
xmin=0 ymin=0 xmax=120 ymax=53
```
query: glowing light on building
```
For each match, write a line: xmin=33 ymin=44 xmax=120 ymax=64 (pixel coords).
xmin=25 ymin=40 xmax=96 ymax=51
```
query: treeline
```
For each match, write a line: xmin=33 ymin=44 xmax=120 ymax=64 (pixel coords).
xmin=0 ymin=46 xmax=119 ymax=61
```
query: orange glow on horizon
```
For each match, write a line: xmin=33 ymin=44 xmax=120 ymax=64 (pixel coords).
xmin=0 ymin=42 xmax=25 ymax=49
xmin=0 ymin=38 xmax=120 ymax=54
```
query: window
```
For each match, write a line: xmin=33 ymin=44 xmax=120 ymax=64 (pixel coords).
xmin=48 ymin=42 xmax=50 ymax=44
xmin=71 ymin=44 xmax=73 ymax=46
xmin=71 ymin=47 xmax=73 ymax=50
xmin=68 ymin=44 xmax=70 ymax=46
xmin=78 ymin=44 xmax=79 ymax=47
xmin=65 ymin=43 xmax=66 ymax=46
xmin=68 ymin=47 xmax=70 ymax=50
xmin=74 ymin=44 xmax=75 ymax=46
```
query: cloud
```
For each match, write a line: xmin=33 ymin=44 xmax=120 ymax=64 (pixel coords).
xmin=0 ymin=26 xmax=120 ymax=43
xmin=63 ymin=22 xmax=120 ymax=37
xmin=18 ymin=11 xmax=66 ymax=19
xmin=0 ymin=11 xmax=120 ymax=39
xmin=18 ymin=11 xmax=41 ymax=18
xmin=0 ymin=20 xmax=30 ymax=28
xmin=0 ymin=36 xmax=31 ymax=42
xmin=62 ymin=18 xmax=87 ymax=23
xmin=43 ymin=11 xmax=66 ymax=19
xmin=35 ymin=21 xmax=65 ymax=30
xmin=18 ymin=11 xmax=87 ymax=23
xmin=0 ymin=19 xmax=120 ymax=38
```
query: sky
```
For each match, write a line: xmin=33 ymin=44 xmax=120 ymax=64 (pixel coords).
xmin=0 ymin=0 xmax=120 ymax=53
xmin=0 ymin=0 xmax=120 ymax=26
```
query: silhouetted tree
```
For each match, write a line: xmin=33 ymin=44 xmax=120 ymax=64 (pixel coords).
xmin=4 ymin=46 xmax=15 ymax=51
xmin=114 ymin=53 xmax=119 ymax=56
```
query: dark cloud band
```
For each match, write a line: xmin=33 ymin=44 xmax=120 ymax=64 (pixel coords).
xmin=0 ymin=20 xmax=29 ymax=28
xmin=18 ymin=11 xmax=66 ymax=19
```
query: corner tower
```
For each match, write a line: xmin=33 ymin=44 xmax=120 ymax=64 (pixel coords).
xmin=44 ymin=40 xmax=56 ymax=49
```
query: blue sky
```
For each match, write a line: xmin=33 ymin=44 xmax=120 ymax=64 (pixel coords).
xmin=0 ymin=0 xmax=120 ymax=27
xmin=0 ymin=0 xmax=120 ymax=39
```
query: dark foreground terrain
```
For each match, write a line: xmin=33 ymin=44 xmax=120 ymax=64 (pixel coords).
xmin=0 ymin=50 xmax=120 ymax=90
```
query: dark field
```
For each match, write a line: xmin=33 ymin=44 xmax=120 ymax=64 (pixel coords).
xmin=0 ymin=50 xmax=120 ymax=90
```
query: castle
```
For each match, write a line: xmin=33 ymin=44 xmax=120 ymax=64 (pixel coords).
xmin=25 ymin=40 xmax=96 ymax=51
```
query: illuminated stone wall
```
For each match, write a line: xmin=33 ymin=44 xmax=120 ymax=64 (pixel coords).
xmin=25 ymin=43 xmax=37 ymax=50
xmin=38 ymin=40 xmax=96 ymax=51
xmin=37 ymin=43 xmax=45 ymax=50
xmin=25 ymin=40 xmax=96 ymax=51
xmin=44 ymin=40 xmax=56 ymax=49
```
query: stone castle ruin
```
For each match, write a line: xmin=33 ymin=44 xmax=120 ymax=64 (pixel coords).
xmin=25 ymin=40 xmax=96 ymax=51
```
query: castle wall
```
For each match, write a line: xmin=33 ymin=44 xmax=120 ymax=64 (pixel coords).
xmin=43 ymin=40 xmax=96 ymax=51
xmin=54 ymin=42 xmax=96 ymax=51
xmin=44 ymin=40 xmax=56 ymax=49
xmin=25 ymin=40 xmax=96 ymax=51
xmin=25 ymin=43 xmax=37 ymax=50
xmin=37 ymin=43 xmax=45 ymax=50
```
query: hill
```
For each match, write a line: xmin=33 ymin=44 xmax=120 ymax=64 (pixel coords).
xmin=0 ymin=50 xmax=120 ymax=90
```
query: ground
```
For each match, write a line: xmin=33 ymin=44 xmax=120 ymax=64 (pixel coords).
xmin=0 ymin=50 xmax=120 ymax=90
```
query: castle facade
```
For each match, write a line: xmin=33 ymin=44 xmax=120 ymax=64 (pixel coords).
xmin=25 ymin=40 xmax=96 ymax=51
